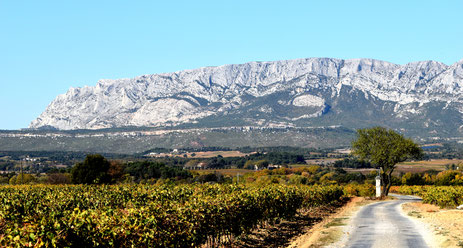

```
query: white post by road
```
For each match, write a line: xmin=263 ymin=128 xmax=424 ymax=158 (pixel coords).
xmin=375 ymin=175 xmax=381 ymax=197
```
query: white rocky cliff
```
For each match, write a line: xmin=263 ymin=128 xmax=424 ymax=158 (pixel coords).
xmin=30 ymin=58 xmax=463 ymax=130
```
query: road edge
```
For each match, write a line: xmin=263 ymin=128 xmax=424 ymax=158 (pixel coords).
xmin=396 ymin=196 xmax=439 ymax=248
xmin=287 ymin=197 xmax=369 ymax=248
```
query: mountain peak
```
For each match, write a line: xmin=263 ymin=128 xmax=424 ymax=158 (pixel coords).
xmin=30 ymin=57 xmax=463 ymax=135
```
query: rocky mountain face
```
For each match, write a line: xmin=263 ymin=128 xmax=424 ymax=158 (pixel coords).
xmin=30 ymin=58 xmax=463 ymax=138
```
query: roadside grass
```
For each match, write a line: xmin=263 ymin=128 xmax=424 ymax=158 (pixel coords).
xmin=316 ymin=229 xmax=343 ymax=247
xmin=324 ymin=217 xmax=349 ymax=228
xmin=407 ymin=210 xmax=423 ymax=218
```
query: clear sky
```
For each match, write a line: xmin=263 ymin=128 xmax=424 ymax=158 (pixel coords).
xmin=0 ymin=0 xmax=462 ymax=130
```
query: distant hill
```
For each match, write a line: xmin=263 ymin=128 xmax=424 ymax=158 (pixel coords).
xmin=0 ymin=127 xmax=355 ymax=154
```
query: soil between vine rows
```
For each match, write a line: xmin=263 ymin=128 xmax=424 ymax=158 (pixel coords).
xmin=232 ymin=198 xmax=349 ymax=248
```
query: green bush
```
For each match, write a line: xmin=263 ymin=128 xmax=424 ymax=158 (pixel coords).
xmin=71 ymin=154 xmax=111 ymax=184
xmin=9 ymin=173 xmax=36 ymax=185
xmin=435 ymin=170 xmax=463 ymax=185
xmin=401 ymin=172 xmax=425 ymax=185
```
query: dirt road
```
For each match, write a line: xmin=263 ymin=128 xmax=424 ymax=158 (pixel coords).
xmin=338 ymin=194 xmax=434 ymax=248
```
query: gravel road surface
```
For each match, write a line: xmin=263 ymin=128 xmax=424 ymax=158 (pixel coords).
xmin=342 ymin=194 xmax=432 ymax=248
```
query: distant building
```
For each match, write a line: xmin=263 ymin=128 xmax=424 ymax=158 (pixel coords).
xmin=334 ymin=148 xmax=351 ymax=154
xmin=267 ymin=165 xmax=282 ymax=170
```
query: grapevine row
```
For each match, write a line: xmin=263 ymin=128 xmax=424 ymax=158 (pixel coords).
xmin=0 ymin=184 xmax=345 ymax=247
xmin=390 ymin=185 xmax=463 ymax=208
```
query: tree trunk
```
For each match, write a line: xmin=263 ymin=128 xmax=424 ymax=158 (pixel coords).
xmin=385 ymin=170 xmax=393 ymax=196
xmin=380 ymin=172 xmax=388 ymax=197
xmin=380 ymin=167 xmax=395 ymax=197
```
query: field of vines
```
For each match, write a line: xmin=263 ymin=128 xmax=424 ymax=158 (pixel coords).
xmin=390 ymin=185 xmax=463 ymax=208
xmin=0 ymin=183 xmax=359 ymax=247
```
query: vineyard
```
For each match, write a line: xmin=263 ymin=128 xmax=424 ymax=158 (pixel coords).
xmin=0 ymin=183 xmax=371 ymax=248
xmin=390 ymin=185 xmax=463 ymax=208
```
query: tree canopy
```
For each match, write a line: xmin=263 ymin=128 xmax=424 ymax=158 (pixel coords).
xmin=125 ymin=161 xmax=192 ymax=182
xmin=351 ymin=127 xmax=422 ymax=196
xmin=71 ymin=154 xmax=111 ymax=184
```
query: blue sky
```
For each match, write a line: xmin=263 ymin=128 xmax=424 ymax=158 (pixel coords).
xmin=0 ymin=0 xmax=462 ymax=129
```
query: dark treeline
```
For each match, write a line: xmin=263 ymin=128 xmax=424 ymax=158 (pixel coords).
xmin=183 ymin=152 xmax=306 ymax=169
xmin=422 ymin=143 xmax=463 ymax=159
xmin=0 ymin=149 xmax=310 ymax=175
xmin=246 ymin=152 xmax=305 ymax=165
xmin=2 ymin=152 xmax=463 ymax=187
xmin=125 ymin=161 xmax=192 ymax=183
xmin=333 ymin=158 xmax=373 ymax=168
xmin=0 ymin=151 xmax=135 ymax=165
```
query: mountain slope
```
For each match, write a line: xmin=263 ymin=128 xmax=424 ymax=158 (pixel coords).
xmin=30 ymin=57 xmax=463 ymax=138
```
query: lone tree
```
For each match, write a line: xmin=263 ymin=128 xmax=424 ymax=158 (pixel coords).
xmin=351 ymin=127 xmax=422 ymax=197
xmin=71 ymin=154 xmax=111 ymax=184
